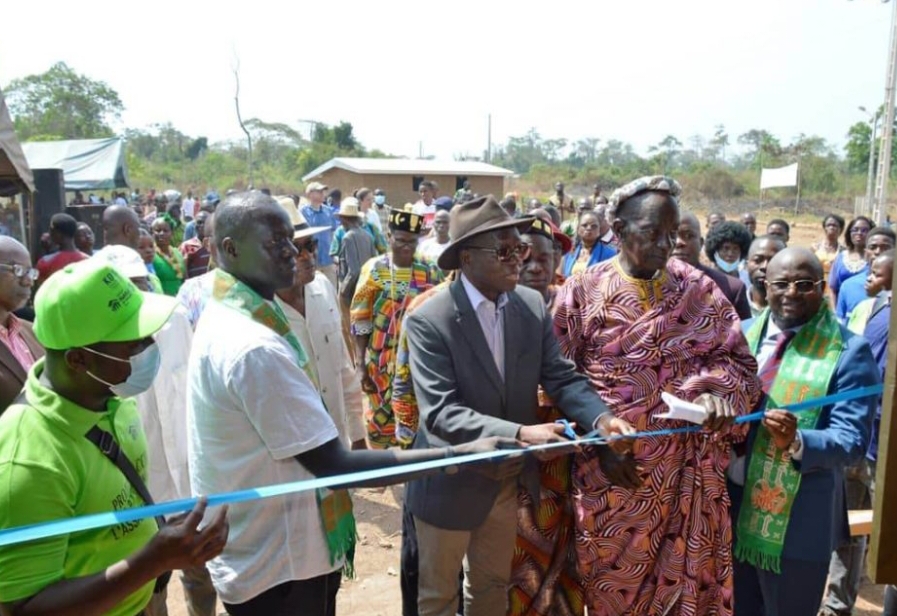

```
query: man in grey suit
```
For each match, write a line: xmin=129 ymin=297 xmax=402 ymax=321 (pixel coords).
xmin=403 ymin=195 xmax=635 ymax=616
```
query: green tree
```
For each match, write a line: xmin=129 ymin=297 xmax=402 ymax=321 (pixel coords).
xmin=5 ymin=62 xmax=124 ymax=140
xmin=648 ymin=135 xmax=682 ymax=174
xmin=709 ymin=125 xmax=729 ymax=161
xmin=737 ymin=129 xmax=781 ymax=168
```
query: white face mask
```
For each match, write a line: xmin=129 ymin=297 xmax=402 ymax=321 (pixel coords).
xmin=714 ymin=253 xmax=741 ymax=274
xmin=374 ymin=195 xmax=386 ymax=206
xmin=82 ymin=344 xmax=161 ymax=398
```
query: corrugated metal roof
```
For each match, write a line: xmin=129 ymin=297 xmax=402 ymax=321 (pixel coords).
xmin=302 ymin=157 xmax=514 ymax=182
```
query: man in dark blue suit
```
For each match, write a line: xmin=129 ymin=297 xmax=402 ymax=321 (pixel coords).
xmin=728 ymin=247 xmax=880 ymax=616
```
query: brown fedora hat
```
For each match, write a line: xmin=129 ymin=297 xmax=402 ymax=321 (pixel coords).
xmin=437 ymin=195 xmax=534 ymax=270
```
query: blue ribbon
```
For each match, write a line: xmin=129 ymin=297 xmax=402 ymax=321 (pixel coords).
xmin=0 ymin=384 xmax=881 ymax=548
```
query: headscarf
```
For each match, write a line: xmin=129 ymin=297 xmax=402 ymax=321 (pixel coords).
xmin=608 ymin=175 xmax=681 ymax=221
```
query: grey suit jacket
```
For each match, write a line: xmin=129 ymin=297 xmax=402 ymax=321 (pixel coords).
xmin=404 ymin=278 xmax=609 ymax=530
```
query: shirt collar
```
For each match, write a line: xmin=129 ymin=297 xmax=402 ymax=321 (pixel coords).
xmin=764 ymin=317 xmax=803 ymax=341
xmin=25 ymin=358 xmax=123 ymax=435
xmin=461 ymin=273 xmax=508 ymax=312
xmin=0 ymin=313 xmax=21 ymax=335
xmin=600 ymin=229 xmax=615 ymax=243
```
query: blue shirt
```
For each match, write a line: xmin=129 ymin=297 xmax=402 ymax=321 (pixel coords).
xmin=301 ymin=205 xmax=336 ymax=267
xmin=836 ymin=272 xmax=869 ymax=322
xmin=183 ymin=220 xmax=197 ymax=242
xmin=863 ymin=302 xmax=890 ymax=461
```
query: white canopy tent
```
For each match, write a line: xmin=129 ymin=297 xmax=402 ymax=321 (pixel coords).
xmin=21 ymin=138 xmax=128 ymax=192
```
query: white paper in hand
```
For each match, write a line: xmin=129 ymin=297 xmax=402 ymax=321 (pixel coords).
xmin=656 ymin=392 xmax=708 ymax=425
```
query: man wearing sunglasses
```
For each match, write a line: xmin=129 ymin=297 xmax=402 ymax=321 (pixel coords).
xmin=729 ymin=247 xmax=879 ymax=616
xmin=274 ymin=206 xmax=366 ymax=450
xmin=402 ymin=195 xmax=634 ymax=616
xmin=0 ymin=237 xmax=42 ymax=413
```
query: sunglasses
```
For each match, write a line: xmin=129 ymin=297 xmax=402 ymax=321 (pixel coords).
xmin=765 ymin=279 xmax=823 ymax=294
xmin=0 ymin=263 xmax=38 ymax=281
xmin=293 ymin=238 xmax=318 ymax=255
xmin=466 ymin=243 xmax=531 ymax=263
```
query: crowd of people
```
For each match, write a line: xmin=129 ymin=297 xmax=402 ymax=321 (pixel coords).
xmin=0 ymin=174 xmax=891 ymax=616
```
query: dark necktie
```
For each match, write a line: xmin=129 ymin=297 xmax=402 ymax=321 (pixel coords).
xmin=758 ymin=330 xmax=796 ymax=394
xmin=734 ymin=330 xmax=795 ymax=457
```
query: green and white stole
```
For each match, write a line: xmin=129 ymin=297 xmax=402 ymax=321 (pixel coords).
xmin=212 ymin=269 xmax=357 ymax=575
xmin=735 ymin=304 xmax=842 ymax=573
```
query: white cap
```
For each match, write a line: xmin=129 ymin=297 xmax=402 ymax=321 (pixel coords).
xmin=92 ymin=245 xmax=149 ymax=280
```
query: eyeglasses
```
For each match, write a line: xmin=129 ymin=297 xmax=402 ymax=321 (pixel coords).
xmin=765 ymin=279 xmax=823 ymax=294
xmin=293 ymin=238 xmax=318 ymax=255
xmin=466 ymin=243 xmax=532 ymax=263
xmin=0 ymin=263 xmax=38 ymax=281
xmin=851 ymin=227 xmax=871 ymax=235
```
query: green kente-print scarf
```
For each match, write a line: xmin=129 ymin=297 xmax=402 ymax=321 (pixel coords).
xmin=212 ymin=269 xmax=357 ymax=576
xmin=735 ymin=304 xmax=842 ymax=573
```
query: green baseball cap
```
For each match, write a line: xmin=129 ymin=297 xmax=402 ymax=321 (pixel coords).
xmin=34 ymin=258 xmax=178 ymax=350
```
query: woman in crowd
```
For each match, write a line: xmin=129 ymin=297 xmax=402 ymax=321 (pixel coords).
xmin=561 ymin=210 xmax=616 ymax=277
xmin=151 ymin=216 xmax=186 ymax=296
xmin=813 ymin=213 xmax=845 ymax=280
xmin=74 ymin=222 xmax=95 ymax=254
xmin=554 ymin=175 xmax=762 ymax=616
xmin=829 ymin=215 xmax=874 ymax=300
xmin=704 ymin=220 xmax=753 ymax=278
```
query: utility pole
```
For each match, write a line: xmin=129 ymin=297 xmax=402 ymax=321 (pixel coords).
xmin=873 ymin=0 xmax=897 ymax=225
xmin=487 ymin=113 xmax=492 ymax=163
xmin=861 ymin=106 xmax=880 ymax=215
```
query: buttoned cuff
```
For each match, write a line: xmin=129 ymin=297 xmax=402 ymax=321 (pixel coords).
xmin=790 ymin=431 xmax=804 ymax=460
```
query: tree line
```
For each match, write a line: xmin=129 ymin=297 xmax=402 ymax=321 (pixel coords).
xmin=4 ymin=62 xmax=895 ymax=202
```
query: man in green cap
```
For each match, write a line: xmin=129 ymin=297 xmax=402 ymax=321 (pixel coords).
xmin=0 ymin=258 xmax=229 ymax=616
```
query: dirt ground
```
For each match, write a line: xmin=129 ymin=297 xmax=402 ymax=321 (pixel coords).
xmin=165 ymin=211 xmax=880 ymax=615
xmin=164 ymin=486 xmax=887 ymax=616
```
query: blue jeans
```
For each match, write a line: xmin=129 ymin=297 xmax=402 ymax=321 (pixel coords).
xmin=821 ymin=459 xmax=874 ymax=615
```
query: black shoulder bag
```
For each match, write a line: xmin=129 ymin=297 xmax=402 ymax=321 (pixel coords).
xmin=85 ymin=425 xmax=172 ymax=594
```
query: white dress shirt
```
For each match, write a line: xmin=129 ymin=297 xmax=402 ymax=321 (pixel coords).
xmin=135 ymin=308 xmax=193 ymax=504
xmin=729 ymin=318 xmax=806 ymax=484
xmin=276 ymin=273 xmax=365 ymax=445
xmin=461 ymin=273 xmax=508 ymax=378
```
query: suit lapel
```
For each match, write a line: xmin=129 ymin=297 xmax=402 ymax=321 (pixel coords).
xmin=450 ymin=280 xmax=505 ymax=399
xmin=502 ymin=294 xmax=525 ymax=403
xmin=0 ymin=338 xmax=26 ymax=384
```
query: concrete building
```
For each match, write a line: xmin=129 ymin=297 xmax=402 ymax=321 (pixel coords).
xmin=301 ymin=157 xmax=514 ymax=206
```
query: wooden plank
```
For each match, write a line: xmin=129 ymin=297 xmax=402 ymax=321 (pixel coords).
xmin=850 ymin=509 xmax=874 ymax=537
xmin=869 ymin=262 xmax=897 ymax=583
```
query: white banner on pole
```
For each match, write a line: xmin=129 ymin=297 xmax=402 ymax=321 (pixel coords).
xmin=760 ymin=163 xmax=799 ymax=189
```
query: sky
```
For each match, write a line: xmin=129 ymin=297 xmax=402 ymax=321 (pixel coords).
xmin=1 ymin=0 xmax=893 ymax=160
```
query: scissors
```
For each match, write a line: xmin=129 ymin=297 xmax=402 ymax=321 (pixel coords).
xmin=554 ymin=419 xmax=578 ymax=440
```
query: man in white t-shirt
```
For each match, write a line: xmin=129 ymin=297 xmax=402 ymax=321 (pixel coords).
xmin=188 ymin=191 xmax=521 ymax=615
xmin=182 ymin=191 xmax=197 ymax=222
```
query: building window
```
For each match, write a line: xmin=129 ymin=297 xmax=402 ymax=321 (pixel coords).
xmin=455 ymin=176 xmax=469 ymax=191
xmin=412 ymin=176 xmax=425 ymax=192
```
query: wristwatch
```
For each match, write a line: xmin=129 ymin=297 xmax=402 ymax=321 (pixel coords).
xmin=788 ymin=433 xmax=801 ymax=456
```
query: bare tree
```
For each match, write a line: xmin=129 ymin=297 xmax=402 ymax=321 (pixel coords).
xmin=232 ymin=52 xmax=253 ymax=187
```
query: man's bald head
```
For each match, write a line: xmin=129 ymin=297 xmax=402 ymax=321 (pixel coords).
xmin=102 ymin=205 xmax=141 ymax=249
xmin=680 ymin=212 xmax=701 ymax=232
xmin=766 ymin=247 xmax=824 ymax=281
xmin=0 ymin=236 xmax=30 ymax=262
